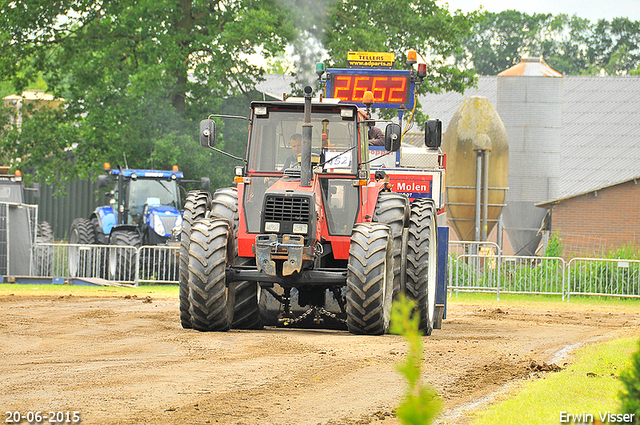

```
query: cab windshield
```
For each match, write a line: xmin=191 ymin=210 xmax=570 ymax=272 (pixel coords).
xmin=246 ymin=109 xmax=358 ymax=174
xmin=127 ymin=178 xmax=180 ymax=218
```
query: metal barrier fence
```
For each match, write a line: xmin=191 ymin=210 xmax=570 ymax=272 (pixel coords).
xmin=567 ymin=257 xmax=640 ymax=300
xmin=448 ymin=241 xmax=502 ymax=294
xmin=27 ymin=240 xmax=640 ymax=299
xmin=499 ymin=255 xmax=565 ymax=296
xmin=138 ymin=245 xmax=180 ymax=284
xmin=32 ymin=243 xmax=179 ymax=286
xmin=447 ymin=241 xmax=638 ymax=301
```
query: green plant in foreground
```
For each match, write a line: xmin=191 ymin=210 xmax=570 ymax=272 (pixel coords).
xmin=390 ymin=295 xmax=443 ymax=424
xmin=620 ymin=338 xmax=640 ymax=424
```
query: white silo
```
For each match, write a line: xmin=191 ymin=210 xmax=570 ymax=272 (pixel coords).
xmin=496 ymin=57 xmax=563 ymax=256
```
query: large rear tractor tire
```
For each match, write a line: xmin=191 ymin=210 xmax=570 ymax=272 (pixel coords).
xmin=108 ymin=230 xmax=141 ymax=282
xmin=346 ymin=223 xmax=394 ymax=335
xmin=91 ymin=217 xmax=108 ymax=278
xmin=210 ymin=187 xmax=264 ymax=330
xmin=179 ymin=190 xmax=211 ymax=329
xmin=406 ymin=199 xmax=438 ymax=336
xmin=210 ymin=187 xmax=240 ymax=234
xmin=34 ymin=221 xmax=54 ymax=276
xmin=69 ymin=218 xmax=95 ymax=278
xmin=188 ymin=218 xmax=236 ymax=331
xmin=373 ymin=192 xmax=409 ymax=297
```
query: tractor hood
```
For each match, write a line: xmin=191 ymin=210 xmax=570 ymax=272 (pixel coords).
xmin=144 ymin=205 xmax=182 ymax=238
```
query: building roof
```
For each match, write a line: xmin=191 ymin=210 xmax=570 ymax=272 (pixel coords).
xmin=498 ymin=57 xmax=563 ymax=78
xmin=418 ymin=76 xmax=497 ymax=124
xmin=536 ymin=174 xmax=640 ymax=207
xmin=417 ymin=75 xmax=640 ymax=202
xmin=558 ymin=76 xmax=640 ymax=200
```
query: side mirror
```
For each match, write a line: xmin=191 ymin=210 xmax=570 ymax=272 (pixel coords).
xmin=200 ymin=177 xmax=211 ymax=191
xmin=200 ymin=119 xmax=216 ymax=148
xmin=97 ymin=174 xmax=109 ymax=189
xmin=425 ymin=119 xmax=442 ymax=149
xmin=384 ymin=123 xmax=402 ymax=152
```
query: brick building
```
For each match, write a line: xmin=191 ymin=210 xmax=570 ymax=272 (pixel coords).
xmin=537 ymin=177 xmax=640 ymax=259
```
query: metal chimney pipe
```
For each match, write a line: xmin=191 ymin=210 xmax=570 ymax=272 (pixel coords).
xmin=301 ymin=86 xmax=313 ymax=187
xmin=117 ymin=165 xmax=124 ymax=225
xmin=474 ymin=151 xmax=482 ymax=244
xmin=482 ymin=151 xmax=489 ymax=241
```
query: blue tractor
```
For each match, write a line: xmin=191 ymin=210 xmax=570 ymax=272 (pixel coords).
xmin=69 ymin=164 xmax=208 ymax=281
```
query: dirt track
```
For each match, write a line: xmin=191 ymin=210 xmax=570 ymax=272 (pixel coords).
xmin=2 ymin=292 xmax=640 ymax=425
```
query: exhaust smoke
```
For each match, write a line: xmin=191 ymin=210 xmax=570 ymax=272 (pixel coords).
xmin=276 ymin=0 xmax=336 ymax=87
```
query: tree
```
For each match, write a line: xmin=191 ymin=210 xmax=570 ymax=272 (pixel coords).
xmin=461 ymin=11 xmax=640 ymax=76
xmin=589 ymin=17 xmax=640 ymax=74
xmin=456 ymin=10 xmax=544 ymax=75
xmin=0 ymin=0 xmax=480 ymax=185
xmin=0 ymin=0 xmax=294 ymax=186
xmin=324 ymin=0 xmax=479 ymax=95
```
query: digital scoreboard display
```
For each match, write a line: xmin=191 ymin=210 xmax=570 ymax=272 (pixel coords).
xmin=326 ymin=69 xmax=414 ymax=109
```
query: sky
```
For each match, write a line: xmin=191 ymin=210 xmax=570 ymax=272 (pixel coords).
xmin=438 ymin=0 xmax=640 ymax=22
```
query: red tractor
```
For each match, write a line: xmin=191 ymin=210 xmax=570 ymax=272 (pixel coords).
xmin=180 ymin=85 xmax=443 ymax=335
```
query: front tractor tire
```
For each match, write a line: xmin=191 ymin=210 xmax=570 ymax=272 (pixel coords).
xmin=210 ymin=187 xmax=240 ymax=234
xmin=406 ymin=199 xmax=438 ymax=336
xmin=188 ymin=218 xmax=236 ymax=332
xmin=109 ymin=230 xmax=141 ymax=282
xmin=232 ymin=263 xmax=264 ymax=330
xmin=346 ymin=223 xmax=394 ymax=335
xmin=179 ymin=190 xmax=211 ymax=329
xmin=373 ymin=192 xmax=409 ymax=297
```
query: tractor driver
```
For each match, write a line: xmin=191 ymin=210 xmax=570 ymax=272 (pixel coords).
xmin=282 ymin=133 xmax=303 ymax=170
xmin=363 ymin=111 xmax=384 ymax=146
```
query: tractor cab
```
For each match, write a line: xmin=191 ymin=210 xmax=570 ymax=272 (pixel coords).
xmin=125 ymin=175 xmax=181 ymax=228
xmin=241 ymin=100 xmax=370 ymax=242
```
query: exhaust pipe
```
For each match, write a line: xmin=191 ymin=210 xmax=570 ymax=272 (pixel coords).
xmin=301 ymin=86 xmax=313 ymax=187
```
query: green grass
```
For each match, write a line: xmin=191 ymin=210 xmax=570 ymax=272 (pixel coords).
xmin=468 ymin=337 xmax=637 ymax=425
xmin=448 ymin=291 xmax=640 ymax=312
xmin=0 ymin=283 xmax=179 ymax=298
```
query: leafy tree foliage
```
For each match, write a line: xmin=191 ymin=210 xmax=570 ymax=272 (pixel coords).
xmin=0 ymin=0 xmax=480 ymax=185
xmin=459 ymin=11 xmax=640 ymax=76
xmin=590 ymin=18 xmax=640 ymax=75
xmin=0 ymin=0 xmax=294 ymax=186
xmin=324 ymin=0 xmax=479 ymax=95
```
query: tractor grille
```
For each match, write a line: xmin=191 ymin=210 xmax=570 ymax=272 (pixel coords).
xmin=263 ymin=196 xmax=311 ymax=222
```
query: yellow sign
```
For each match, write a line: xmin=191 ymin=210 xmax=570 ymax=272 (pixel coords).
xmin=347 ymin=51 xmax=395 ymax=68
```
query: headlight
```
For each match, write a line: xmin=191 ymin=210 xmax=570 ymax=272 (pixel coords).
xmin=173 ymin=215 xmax=183 ymax=234
xmin=152 ymin=213 xmax=166 ymax=235
xmin=264 ymin=222 xmax=280 ymax=232
xmin=293 ymin=223 xmax=308 ymax=234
